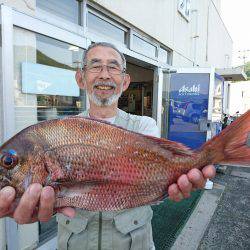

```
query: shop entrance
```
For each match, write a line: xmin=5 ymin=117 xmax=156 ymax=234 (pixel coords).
xmin=118 ymin=61 xmax=155 ymax=117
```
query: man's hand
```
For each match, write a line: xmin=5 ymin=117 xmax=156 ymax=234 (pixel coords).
xmin=168 ymin=165 xmax=216 ymax=202
xmin=0 ymin=184 xmax=76 ymax=224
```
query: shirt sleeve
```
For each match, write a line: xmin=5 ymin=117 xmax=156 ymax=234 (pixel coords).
xmin=138 ymin=116 xmax=160 ymax=138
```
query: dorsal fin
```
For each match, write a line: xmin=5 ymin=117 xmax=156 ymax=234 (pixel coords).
xmin=143 ymin=134 xmax=194 ymax=157
xmin=64 ymin=115 xmax=194 ymax=157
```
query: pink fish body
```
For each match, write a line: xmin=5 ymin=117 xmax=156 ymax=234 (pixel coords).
xmin=0 ymin=111 xmax=250 ymax=211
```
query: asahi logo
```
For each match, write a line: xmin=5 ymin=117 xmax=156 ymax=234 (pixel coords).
xmin=179 ymin=84 xmax=200 ymax=96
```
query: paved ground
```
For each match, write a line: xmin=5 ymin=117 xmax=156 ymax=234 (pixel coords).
xmin=171 ymin=165 xmax=250 ymax=250
xmin=198 ymin=166 xmax=250 ymax=250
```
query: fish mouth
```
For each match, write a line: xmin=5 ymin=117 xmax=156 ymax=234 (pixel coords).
xmin=0 ymin=176 xmax=12 ymax=189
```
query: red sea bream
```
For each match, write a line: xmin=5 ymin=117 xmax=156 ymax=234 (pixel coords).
xmin=0 ymin=111 xmax=250 ymax=211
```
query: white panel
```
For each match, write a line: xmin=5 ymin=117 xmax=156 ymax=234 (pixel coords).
xmin=18 ymin=224 xmax=39 ymax=250
xmin=37 ymin=237 xmax=57 ymax=250
xmin=155 ymin=68 xmax=163 ymax=129
xmin=0 ymin=219 xmax=6 ymax=250
xmin=1 ymin=5 xmax=15 ymax=140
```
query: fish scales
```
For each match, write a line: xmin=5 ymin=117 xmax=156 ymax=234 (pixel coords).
xmin=1 ymin=111 xmax=250 ymax=211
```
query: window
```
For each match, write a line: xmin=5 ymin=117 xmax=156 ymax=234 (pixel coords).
xmin=37 ymin=0 xmax=80 ymax=24
xmin=132 ymin=35 xmax=157 ymax=58
xmin=158 ymin=47 xmax=172 ymax=65
xmin=14 ymin=27 xmax=86 ymax=243
xmin=87 ymin=11 xmax=127 ymax=44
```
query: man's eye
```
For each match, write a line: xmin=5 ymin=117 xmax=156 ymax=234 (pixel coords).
xmin=108 ymin=65 xmax=119 ymax=70
xmin=92 ymin=65 xmax=102 ymax=69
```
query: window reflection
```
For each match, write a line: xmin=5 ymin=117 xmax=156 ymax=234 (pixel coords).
xmin=133 ymin=35 xmax=157 ymax=58
xmin=37 ymin=0 xmax=80 ymax=24
xmin=88 ymin=12 xmax=126 ymax=44
xmin=36 ymin=34 xmax=85 ymax=122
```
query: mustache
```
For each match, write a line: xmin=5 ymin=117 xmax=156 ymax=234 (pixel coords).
xmin=93 ymin=82 xmax=117 ymax=88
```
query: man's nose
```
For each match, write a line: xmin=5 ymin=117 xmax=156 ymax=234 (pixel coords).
xmin=98 ymin=65 xmax=111 ymax=79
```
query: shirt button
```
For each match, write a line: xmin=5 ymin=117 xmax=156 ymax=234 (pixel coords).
xmin=134 ymin=220 xmax=138 ymax=225
xmin=66 ymin=220 xmax=70 ymax=225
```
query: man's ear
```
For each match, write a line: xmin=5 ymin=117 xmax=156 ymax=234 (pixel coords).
xmin=75 ymin=69 xmax=86 ymax=89
xmin=122 ymin=74 xmax=131 ymax=92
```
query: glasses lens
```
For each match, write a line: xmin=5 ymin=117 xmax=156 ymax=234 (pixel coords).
xmin=87 ymin=63 xmax=124 ymax=75
xmin=107 ymin=65 xmax=122 ymax=75
xmin=88 ymin=64 xmax=102 ymax=73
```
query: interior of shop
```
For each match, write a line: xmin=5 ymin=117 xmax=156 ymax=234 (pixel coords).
xmin=118 ymin=60 xmax=155 ymax=117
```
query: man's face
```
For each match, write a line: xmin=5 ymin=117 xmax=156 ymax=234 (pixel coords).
xmin=77 ymin=46 xmax=130 ymax=107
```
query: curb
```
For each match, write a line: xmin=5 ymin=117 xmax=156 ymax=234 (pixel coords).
xmin=171 ymin=183 xmax=225 ymax=250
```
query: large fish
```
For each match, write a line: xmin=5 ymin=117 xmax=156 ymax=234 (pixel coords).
xmin=0 ymin=111 xmax=250 ymax=211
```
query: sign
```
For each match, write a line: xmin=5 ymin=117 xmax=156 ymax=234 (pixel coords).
xmin=22 ymin=62 xmax=79 ymax=97
xmin=168 ymin=73 xmax=210 ymax=149
xmin=178 ymin=0 xmax=191 ymax=21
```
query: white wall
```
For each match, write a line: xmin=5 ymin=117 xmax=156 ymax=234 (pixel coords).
xmin=0 ymin=0 xmax=35 ymax=15
xmin=211 ymin=0 xmax=221 ymax=13
xmin=1 ymin=0 xmax=232 ymax=69
xmin=228 ymin=81 xmax=250 ymax=115
xmin=93 ymin=0 xmax=232 ymax=68
xmin=205 ymin=0 xmax=232 ymax=68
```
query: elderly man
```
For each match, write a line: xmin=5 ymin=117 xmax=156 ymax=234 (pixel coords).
xmin=0 ymin=42 xmax=215 ymax=250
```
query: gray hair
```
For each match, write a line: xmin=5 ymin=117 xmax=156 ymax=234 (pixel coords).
xmin=82 ymin=42 xmax=126 ymax=69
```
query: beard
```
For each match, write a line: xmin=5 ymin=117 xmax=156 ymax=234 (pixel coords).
xmin=87 ymin=81 xmax=123 ymax=107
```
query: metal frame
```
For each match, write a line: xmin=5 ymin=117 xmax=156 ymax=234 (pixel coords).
xmin=0 ymin=5 xmax=18 ymax=250
xmin=153 ymin=68 xmax=163 ymax=130
xmin=12 ymin=9 xmax=87 ymax=49
xmin=0 ymin=5 xmax=15 ymax=141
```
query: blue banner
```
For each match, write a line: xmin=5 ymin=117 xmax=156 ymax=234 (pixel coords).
xmin=22 ymin=62 xmax=79 ymax=97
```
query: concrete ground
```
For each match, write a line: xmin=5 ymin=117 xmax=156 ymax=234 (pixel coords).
xmin=171 ymin=165 xmax=250 ymax=250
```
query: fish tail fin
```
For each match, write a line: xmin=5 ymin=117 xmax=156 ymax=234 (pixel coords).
xmin=201 ymin=110 xmax=250 ymax=166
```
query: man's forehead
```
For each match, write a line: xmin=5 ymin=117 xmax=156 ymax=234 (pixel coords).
xmin=86 ymin=46 xmax=123 ymax=63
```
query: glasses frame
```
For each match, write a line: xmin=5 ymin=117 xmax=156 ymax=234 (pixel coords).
xmin=83 ymin=62 xmax=126 ymax=75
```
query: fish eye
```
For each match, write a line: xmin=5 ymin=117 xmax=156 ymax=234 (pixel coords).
xmin=3 ymin=156 xmax=13 ymax=165
xmin=0 ymin=150 xmax=18 ymax=169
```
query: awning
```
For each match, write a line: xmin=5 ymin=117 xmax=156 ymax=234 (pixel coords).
xmin=216 ymin=66 xmax=247 ymax=81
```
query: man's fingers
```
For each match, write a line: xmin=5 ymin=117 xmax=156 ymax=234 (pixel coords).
xmin=0 ymin=186 xmax=16 ymax=217
xmin=202 ymin=165 xmax=216 ymax=179
xmin=187 ymin=168 xmax=207 ymax=189
xmin=13 ymin=183 xmax=42 ymax=224
xmin=57 ymin=207 xmax=76 ymax=218
xmin=177 ymin=174 xmax=192 ymax=198
xmin=168 ymin=183 xmax=184 ymax=202
xmin=38 ymin=186 xmax=55 ymax=222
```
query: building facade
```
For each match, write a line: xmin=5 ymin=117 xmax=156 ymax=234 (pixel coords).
xmin=227 ymin=81 xmax=250 ymax=115
xmin=0 ymin=0 xmax=232 ymax=249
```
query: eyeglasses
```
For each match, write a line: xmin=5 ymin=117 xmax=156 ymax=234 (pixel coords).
xmin=85 ymin=62 xmax=126 ymax=75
